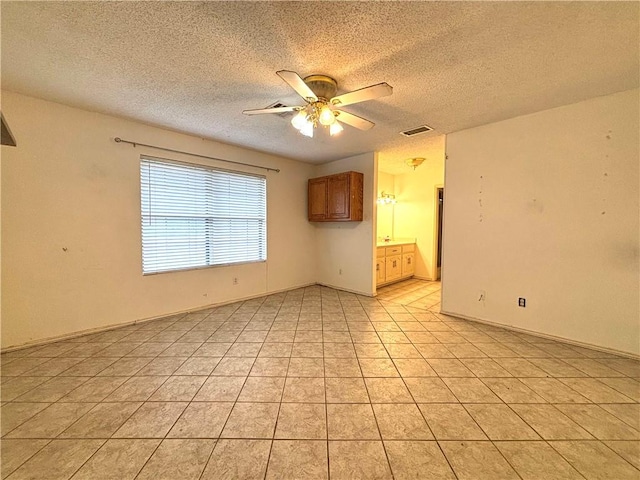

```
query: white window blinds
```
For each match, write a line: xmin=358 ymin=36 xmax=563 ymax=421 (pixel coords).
xmin=140 ymin=157 xmax=267 ymax=274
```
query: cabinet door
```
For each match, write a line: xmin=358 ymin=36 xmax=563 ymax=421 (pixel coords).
xmin=308 ymin=171 xmax=363 ymax=222
xmin=308 ymin=177 xmax=327 ymax=221
xmin=326 ymin=173 xmax=350 ymax=219
xmin=375 ymin=258 xmax=386 ymax=285
xmin=402 ymin=253 xmax=415 ymax=276
xmin=385 ymin=255 xmax=402 ymax=281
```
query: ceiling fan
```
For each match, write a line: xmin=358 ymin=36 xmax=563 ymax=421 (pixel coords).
xmin=243 ymin=70 xmax=393 ymax=137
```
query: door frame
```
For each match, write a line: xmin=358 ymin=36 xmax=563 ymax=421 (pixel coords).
xmin=431 ymin=185 xmax=444 ymax=280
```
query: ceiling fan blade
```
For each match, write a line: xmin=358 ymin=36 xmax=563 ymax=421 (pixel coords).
xmin=243 ymin=106 xmax=300 ymax=115
xmin=331 ymin=82 xmax=393 ymax=107
xmin=334 ymin=110 xmax=375 ymax=130
xmin=276 ymin=70 xmax=318 ymax=102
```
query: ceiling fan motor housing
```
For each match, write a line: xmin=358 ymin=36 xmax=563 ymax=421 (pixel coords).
xmin=304 ymin=75 xmax=338 ymax=101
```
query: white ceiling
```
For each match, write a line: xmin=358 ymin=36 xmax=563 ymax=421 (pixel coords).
xmin=2 ymin=2 xmax=638 ymax=175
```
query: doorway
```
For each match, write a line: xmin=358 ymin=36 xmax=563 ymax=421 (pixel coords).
xmin=433 ymin=187 xmax=444 ymax=280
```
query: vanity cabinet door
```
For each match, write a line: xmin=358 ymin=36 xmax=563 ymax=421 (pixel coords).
xmin=402 ymin=253 xmax=415 ymax=276
xmin=376 ymin=258 xmax=386 ymax=285
xmin=385 ymin=255 xmax=402 ymax=281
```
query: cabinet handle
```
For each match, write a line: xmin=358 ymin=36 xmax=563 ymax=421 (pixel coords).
xmin=393 ymin=260 xmax=397 ymax=268
xmin=408 ymin=258 xmax=411 ymax=264
xmin=376 ymin=264 xmax=379 ymax=271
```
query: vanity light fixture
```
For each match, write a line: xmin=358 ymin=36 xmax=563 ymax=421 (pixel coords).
xmin=377 ymin=192 xmax=397 ymax=204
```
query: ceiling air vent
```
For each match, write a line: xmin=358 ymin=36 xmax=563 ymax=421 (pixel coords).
xmin=400 ymin=125 xmax=433 ymax=137
xmin=267 ymin=101 xmax=292 ymax=118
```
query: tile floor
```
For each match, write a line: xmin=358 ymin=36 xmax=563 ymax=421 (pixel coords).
xmin=376 ymin=278 xmax=441 ymax=311
xmin=1 ymin=281 xmax=639 ymax=479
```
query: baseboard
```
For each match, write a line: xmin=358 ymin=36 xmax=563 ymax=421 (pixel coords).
xmin=316 ymin=282 xmax=374 ymax=297
xmin=413 ymin=275 xmax=438 ymax=282
xmin=1 ymin=281 xmax=317 ymax=353
xmin=439 ymin=310 xmax=640 ymax=360
xmin=377 ymin=275 xmax=438 ymax=288
xmin=375 ymin=275 xmax=416 ymax=289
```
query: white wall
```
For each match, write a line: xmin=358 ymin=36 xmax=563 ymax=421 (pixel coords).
xmin=376 ymin=172 xmax=395 ymax=240
xmin=1 ymin=91 xmax=317 ymax=349
xmin=394 ymin=151 xmax=445 ymax=280
xmin=314 ymin=152 xmax=377 ymax=296
xmin=442 ymin=89 xmax=639 ymax=355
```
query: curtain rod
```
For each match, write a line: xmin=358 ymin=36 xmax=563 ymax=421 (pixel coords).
xmin=114 ymin=137 xmax=280 ymax=173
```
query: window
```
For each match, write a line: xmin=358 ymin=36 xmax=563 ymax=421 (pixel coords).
xmin=140 ymin=157 xmax=266 ymax=274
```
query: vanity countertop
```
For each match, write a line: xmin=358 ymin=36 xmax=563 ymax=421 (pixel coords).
xmin=376 ymin=239 xmax=416 ymax=247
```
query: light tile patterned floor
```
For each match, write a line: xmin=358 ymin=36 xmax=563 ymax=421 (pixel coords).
xmin=1 ymin=282 xmax=639 ymax=479
xmin=376 ymin=278 xmax=441 ymax=311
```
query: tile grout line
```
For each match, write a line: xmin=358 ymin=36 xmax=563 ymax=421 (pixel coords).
xmin=546 ymin=438 xmax=639 ymax=475
xmin=97 ymin=307 xmax=233 ymax=480
xmin=0 ymin=437 xmax=55 ymax=478
xmin=193 ymin=297 xmax=263 ymax=480
xmin=211 ymin=296 xmax=271 ymax=474
xmin=261 ymin=293 xmax=293 ymax=480
xmin=377 ymin=300 xmax=459 ymax=480
xmin=380 ymin=285 xmax=517 ymax=478
xmin=359 ymin=291 xmax=405 ymax=480
xmin=321 ymin=290 xmax=332 ymax=480
xmin=145 ymin=298 xmax=254 ymax=479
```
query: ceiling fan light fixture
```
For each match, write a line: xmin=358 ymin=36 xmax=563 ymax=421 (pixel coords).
xmin=329 ymin=121 xmax=343 ymax=136
xmin=300 ymin=121 xmax=314 ymax=138
xmin=291 ymin=109 xmax=307 ymax=130
xmin=245 ymin=70 xmax=393 ymax=138
xmin=319 ymin=104 xmax=335 ymax=126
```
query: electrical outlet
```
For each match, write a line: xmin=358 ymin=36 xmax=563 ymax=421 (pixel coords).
xmin=518 ymin=297 xmax=526 ymax=307
xmin=233 ymin=277 xmax=238 ymax=285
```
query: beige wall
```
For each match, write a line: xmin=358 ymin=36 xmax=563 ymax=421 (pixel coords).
xmin=1 ymin=91 xmax=318 ymax=349
xmin=442 ymin=89 xmax=640 ymax=355
xmin=314 ymin=152 xmax=377 ymax=296
xmin=376 ymin=171 xmax=395 ymax=240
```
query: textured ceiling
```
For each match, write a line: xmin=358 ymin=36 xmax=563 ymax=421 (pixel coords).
xmin=2 ymin=1 xmax=638 ymax=173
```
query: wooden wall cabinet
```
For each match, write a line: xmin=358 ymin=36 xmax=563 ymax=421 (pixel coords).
xmin=308 ymin=171 xmax=363 ymax=222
